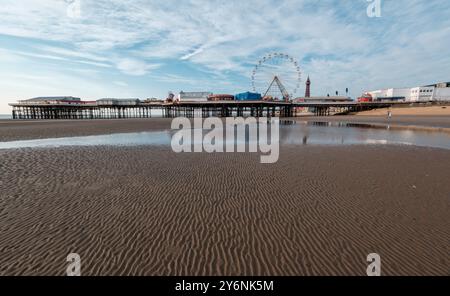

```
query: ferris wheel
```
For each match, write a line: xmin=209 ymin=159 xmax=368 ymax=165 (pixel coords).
xmin=251 ymin=53 xmax=301 ymax=101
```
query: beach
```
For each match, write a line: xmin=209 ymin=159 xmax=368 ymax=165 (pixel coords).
xmin=0 ymin=116 xmax=449 ymax=276
xmin=2 ymin=114 xmax=450 ymax=141
xmin=0 ymin=118 xmax=172 ymax=141
xmin=354 ymin=105 xmax=450 ymax=117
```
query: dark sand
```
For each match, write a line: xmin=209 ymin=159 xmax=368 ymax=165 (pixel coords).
xmin=0 ymin=143 xmax=449 ymax=275
xmin=0 ymin=116 xmax=449 ymax=275
xmin=310 ymin=115 xmax=450 ymax=129
xmin=0 ymin=118 xmax=172 ymax=141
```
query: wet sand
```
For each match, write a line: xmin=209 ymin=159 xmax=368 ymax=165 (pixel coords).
xmin=305 ymin=115 xmax=450 ymax=130
xmin=0 ymin=118 xmax=172 ymax=141
xmin=355 ymin=106 xmax=450 ymax=116
xmin=2 ymin=116 xmax=450 ymax=141
xmin=0 ymin=117 xmax=449 ymax=275
xmin=0 ymin=143 xmax=449 ymax=276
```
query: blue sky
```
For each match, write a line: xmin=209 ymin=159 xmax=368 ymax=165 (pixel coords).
xmin=0 ymin=0 xmax=449 ymax=113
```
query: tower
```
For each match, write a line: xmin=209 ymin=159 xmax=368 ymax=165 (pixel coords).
xmin=305 ymin=76 xmax=311 ymax=98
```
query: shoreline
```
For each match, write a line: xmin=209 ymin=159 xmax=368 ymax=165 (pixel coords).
xmin=305 ymin=115 xmax=450 ymax=129
xmin=0 ymin=115 xmax=450 ymax=142
xmin=1 ymin=115 xmax=450 ymax=142
xmin=295 ymin=116 xmax=450 ymax=134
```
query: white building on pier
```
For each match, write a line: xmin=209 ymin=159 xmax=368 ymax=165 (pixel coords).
xmin=177 ymin=91 xmax=212 ymax=102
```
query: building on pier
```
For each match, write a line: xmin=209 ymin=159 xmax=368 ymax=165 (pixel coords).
xmin=208 ymin=94 xmax=235 ymax=101
xmin=96 ymin=98 xmax=140 ymax=106
xmin=234 ymin=92 xmax=262 ymax=101
xmin=18 ymin=96 xmax=82 ymax=105
xmin=177 ymin=91 xmax=211 ymax=102
xmin=294 ymin=96 xmax=352 ymax=103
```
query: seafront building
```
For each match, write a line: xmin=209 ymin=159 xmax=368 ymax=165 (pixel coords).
xmin=18 ymin=96 xmax=83 ymax=105
xmin=234 ymin=92 xmax=262 ymax=101
xmin=96 ymin=98 xmax=140 ymax=106
xmin=294 ymin=96 xmax=352 ymax=103
xmin=207 ymin=94 xmax=235 ymax=101
xmin=177 ymin=91 xmax=212 ymax=102
xmin=365 ymin=82 xmax=450 ymax=102
xmin=17 ymin=97 xmax=142 ymax=106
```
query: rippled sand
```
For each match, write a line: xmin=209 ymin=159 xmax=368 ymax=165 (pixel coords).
xmin=0 ymin=145 xmax=448 ymax=275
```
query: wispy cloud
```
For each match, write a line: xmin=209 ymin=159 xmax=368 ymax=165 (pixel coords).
xmin=115 ymin=58 xmax=160 ymax=76
xmin=0 ymin=0 xmax=449 ymax=112
xmin=113 ymin=81 xmax=128 ymax=87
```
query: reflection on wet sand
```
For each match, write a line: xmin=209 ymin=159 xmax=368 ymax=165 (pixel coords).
xmin=0 ymin=121 xmax=449 ymax=150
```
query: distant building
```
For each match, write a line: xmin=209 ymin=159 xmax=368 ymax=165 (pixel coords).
xmin=96 ymin=98 xmax=140 ymax=106
xmin=167 ymin=92 xmax=175 ymax=103
xmin=208 ymin=94 xmax=235 ymax=101
xmin=178 ymin=91 xmax=211 ymax=102
xmin=365 ymin=82 xmax=450 ymax=102
xmin=294 ymin=96 xmax=352 ymax=103
xmin=234 ymin=92 xmax=262 ymax=101
xmin=18 ymin=96 xmax=81 ymax=105
xmin=422 ymin=82 xmax=450 ymax=101
xmin=143 ymin=98 xmax=164 ymax=104
xmin=357 ymin=93 xmax=373 ymax=102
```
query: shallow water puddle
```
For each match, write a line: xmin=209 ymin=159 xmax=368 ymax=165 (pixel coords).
xmin=0 ymin=121 xmax=450 ymax=150
xmin=279 ymin=121 xmax=450 ymax=149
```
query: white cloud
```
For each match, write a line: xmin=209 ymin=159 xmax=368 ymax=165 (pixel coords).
xmin=35 ymin=45 xmax=109 ymax=62
xmin=115 ymin=58 xmax=160 ymax=76
xmin=0 ymin=0 xmax=449 ymax=106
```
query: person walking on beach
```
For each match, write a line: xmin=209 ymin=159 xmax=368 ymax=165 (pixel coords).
xmin=387 ymin=109 xmax=392 ymax=119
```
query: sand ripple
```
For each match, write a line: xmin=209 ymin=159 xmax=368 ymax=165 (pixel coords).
xmin=0 ymin=145 xmax=449 ymax=275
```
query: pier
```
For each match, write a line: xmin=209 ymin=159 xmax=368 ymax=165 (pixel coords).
xmin=10 ymin=101 xmax=400 ymax=120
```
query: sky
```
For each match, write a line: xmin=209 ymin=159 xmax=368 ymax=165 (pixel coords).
xmin=0 ymin=0 xmax=449 ymax=113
